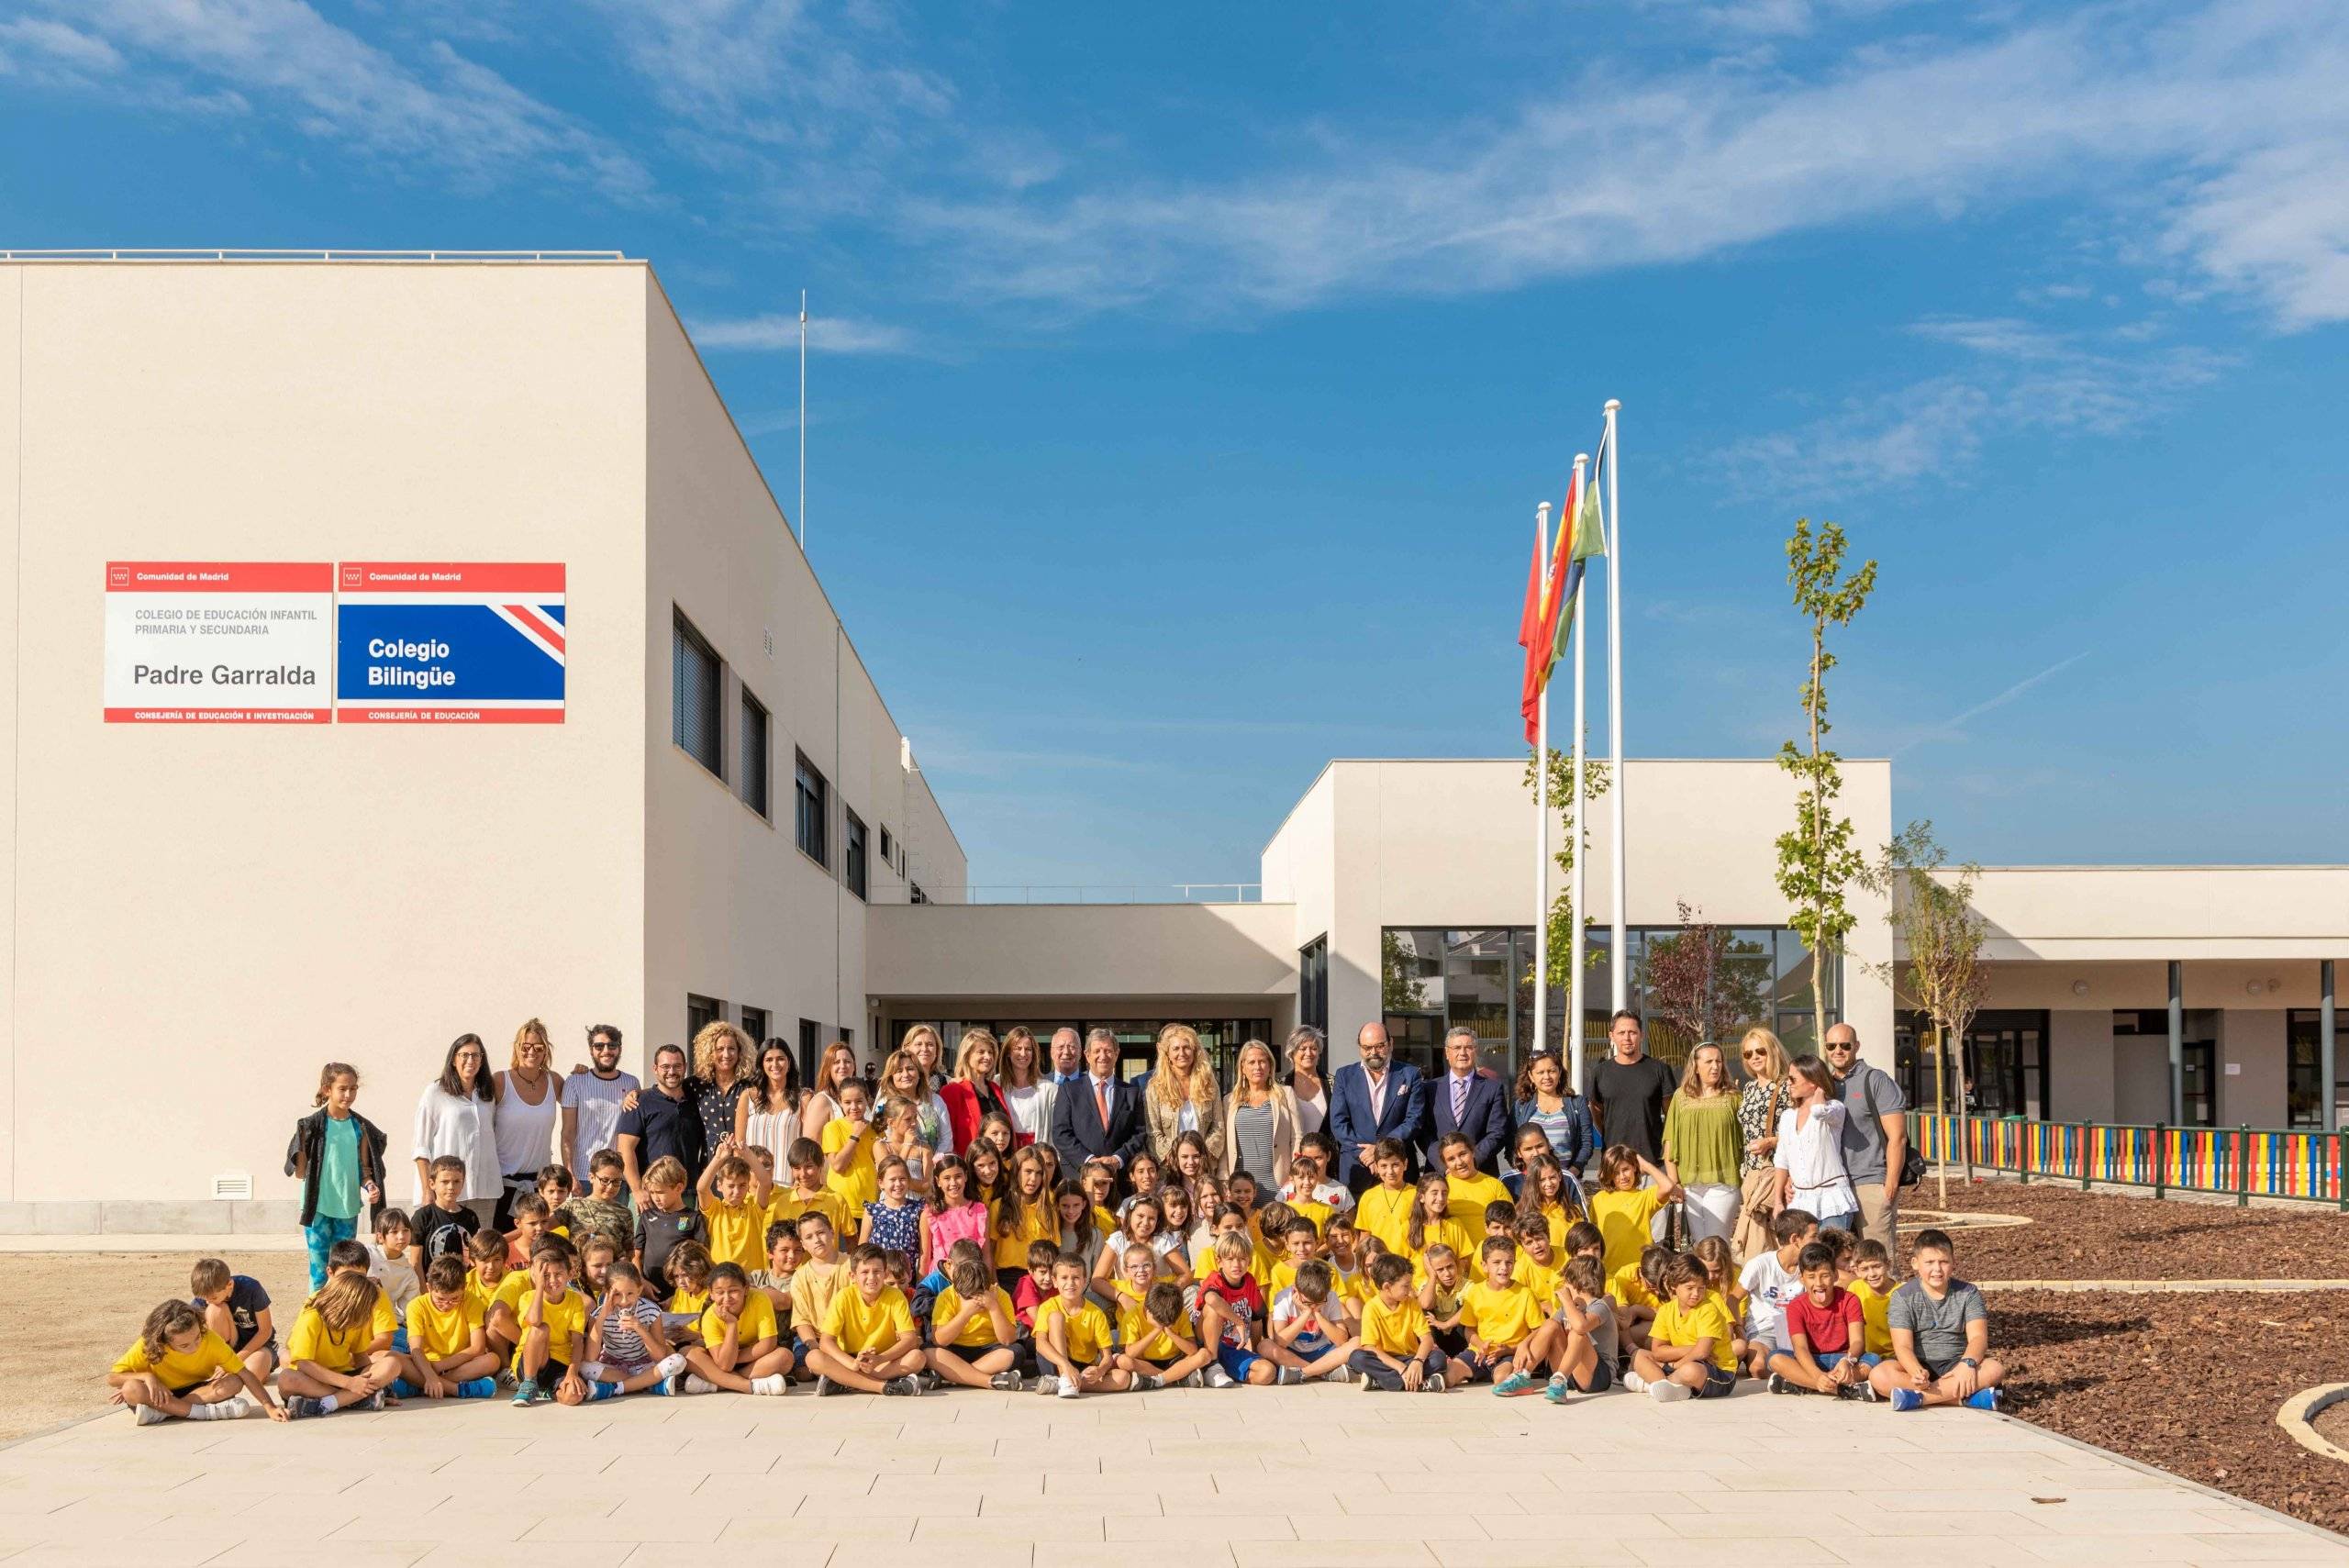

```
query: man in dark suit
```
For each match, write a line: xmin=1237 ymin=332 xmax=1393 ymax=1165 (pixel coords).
xmin=1424 ymin=1025 xmax=1512 ymax=1174
xmin=1051 ymin=1027 xmax=1148 ymax=1187
xmin=1329 ymin=1021 xmax=1429 ymax=1194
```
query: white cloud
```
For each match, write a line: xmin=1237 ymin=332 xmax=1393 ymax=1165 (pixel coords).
xmin=30 ymin=0 xmax=654 ymax=202
xmin=0 ymin=17 xmax=123 ymax=74
xmin=689 ymin=312 xmax=919 ymax=354
xmin=1719 ymin=377 xmax=1990 ymax=495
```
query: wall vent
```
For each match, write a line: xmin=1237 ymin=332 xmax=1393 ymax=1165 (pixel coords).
xmin=212 ymin=1173 xmax=253 ymax=1201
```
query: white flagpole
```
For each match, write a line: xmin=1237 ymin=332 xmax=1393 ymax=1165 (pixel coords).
xmin=798 ymin=289 xmax=808 ymax=548
xmin=1567 ymin=454 xmax=1589 ymax=1095
xmin=1604 ymin=399 xmax=1626 ymax=1014
xmin=1532 ymin=502 xmax=1553 ymax=1067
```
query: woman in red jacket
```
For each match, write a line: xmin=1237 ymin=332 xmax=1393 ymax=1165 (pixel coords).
xmin=940 ymin=1028 xmax=1012 ymax=1154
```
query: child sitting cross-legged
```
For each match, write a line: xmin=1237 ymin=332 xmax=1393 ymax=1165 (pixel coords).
xmin=110 ymin=1298 xmax=287 ymax=1425
xmin=190 ymin=1257 xmax=278 ymax=1384
xmin=677 ymin=1261 xmax=792 ymax=1396
xmin=1198 ymin=1229 xmax=1297 ymax=1387
xmin=1766 ymin=1242 xmax=1876 ymax=1400
xmin=577 ymin=1260 xmax=687 ymax=1400
xmin=1348 ymin=1251 xmax=1447 ymax=1393
xmin=807 ymin=1242 xmax=928 ymax=1396
xmin=1032 ymin=1252 xmax=1125 ymax=1399
xmin=1869 ymin=1228 xmax=2007 ymax=1412
xmin=281 ymin=1247 xmax=404 ymax=1418
xmin=1116 ymin=1278 xmax=1215 ymax=1391
xmin=1540 ymin=1256 xmax=1618 ymax=1405
xmin=1269 ymin=1258 xmax=1362 ymax=1382
xmin=512 ymin=1240 xmax=593 ymax=1407
xmin=398 ymin=1252 xmax=501 ymax=1400
xmin=928 ymin=1240 xmax=1024 ymax=1391
xmin=1625 ymin=1253 xmax=1738 ymax=1404
xmin=1461 ymin=1237 xmax=1549 ymax=1395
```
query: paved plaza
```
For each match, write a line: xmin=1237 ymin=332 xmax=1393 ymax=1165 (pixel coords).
xmin=4 ymin=1382 xmax=2343 ymax=1568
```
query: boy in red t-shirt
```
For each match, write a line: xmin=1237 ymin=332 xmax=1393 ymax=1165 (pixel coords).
xmin=1197 ymin=1230 xmax=1297 ymax=1388
xmin=1767 ymin=1242 xmax=1876 ymax=1400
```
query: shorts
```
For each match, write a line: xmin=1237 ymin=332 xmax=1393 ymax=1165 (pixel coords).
xmin=1431 ymin=1326 xmax=1469 ymax=1357
xmin=1216 ymin=1343 xmax=1264 ymax=1382
xmin=391 ymin=1326 xmax=410 ymax=1356
xmin=1920 ymin=1356 xmax=1962 ymax=1383
xmin=789 ymin=1333 xmax=817 ymax=1363
xmin=1690 ymin=1362 xmax=1737 ymax=1399
xmin=1141 ymin=1355 xmax=1182 ymax=1373
xmin=1566 ymin=1358 xmax=1613 ymax=1394
xmin=933 ymin=1340 xmax=1008 ymax=1363
xmin=1820 ymin=1351 xmax=1879 ymax=1374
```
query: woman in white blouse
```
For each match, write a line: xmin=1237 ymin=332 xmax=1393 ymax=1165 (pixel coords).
xmin=411 ymin=1032 xmax=499 ymax=1221
xmin=800 ymin=1039 xmax=861 ymax=1144
xmin=1772 ymin=1053 xmax=1859 ymax=1230
xmin=997 ymin=1026 xmax=1060 ymax=1149
xmin=1283 ymin=1026 xmax=1329 ymax=1139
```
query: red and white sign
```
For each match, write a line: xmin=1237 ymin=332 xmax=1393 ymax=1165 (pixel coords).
xmin=103 ymin=562 xmax=335 ymax=723
xmin=334 ymin=562 xmax=566 ymax=725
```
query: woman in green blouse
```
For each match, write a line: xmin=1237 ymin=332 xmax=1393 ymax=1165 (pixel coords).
xmin=1661 ymin=1042 xmax=1744 ymax=1246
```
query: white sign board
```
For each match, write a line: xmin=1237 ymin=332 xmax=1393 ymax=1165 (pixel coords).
xmin=104 ymin=561 xmax=334 ymax=723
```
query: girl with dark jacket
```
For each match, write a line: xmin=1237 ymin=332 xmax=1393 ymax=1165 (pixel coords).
xmin=284 ymin=1062 xmax=388 ymax=1290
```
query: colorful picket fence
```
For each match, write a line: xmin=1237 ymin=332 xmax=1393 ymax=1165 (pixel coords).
xmin=1909 ymin=1113 xmax=2348 ymax=1206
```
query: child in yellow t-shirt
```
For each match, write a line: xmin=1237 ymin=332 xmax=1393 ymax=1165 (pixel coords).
xmin=1587 ymin=1145 xmax=1678 ymax=1277
xmin=769 ymin=1141 xmax=856 ymax=1245
xmin=1033 ymin=1254 xmax=1125 ymax=1399
xmin=1627 ymin=1256 xmax=1737 ymax=1403
xmin=1609 ymin=1243 xmax=1670 ymax=1351
xmin=1353 ymin=1140 xmax=1419 ymax=1255
xmin=1418 ymin=1242 xmax=1469 ymax=1356
xmin=513 ymin=1243 xmax=592 ymax=1406
xmin=1510 ymin=1216 xmax=1565 ymax=1315
xmin=109 ymin=1299 xmax=285 ymax=1424
xmin=928 ymin=1241 xmax=1022 ymax=1390
xmin=1353 ymin=1252 xmax=1447 ymax=1392
xmin=1405 ymin=1173 xmax=1475 ymax=1284
xmin=1438 ymin=1133 xmax=1513 ymax=1228
xmin=679 ymin=1262 xmax=792 ymax=1396
xmin=463 ymin=1229 xmax=525 ymax=1359
xmin=1116 ymin=1275 xmax=1215 ymax=1390
xmin=1459 ymin=1238 xmax=1547 ymax=1393
xmin=401 ymin=1252 xmax=499 ymax=1399
xmin=280 ymin=1265 xmax=401 ymax=1418
xmin=788 ymin=1213 xmax=851 ymax=1361
xmin=806 ymin=1243 xmax=925 ymax=1395
xmin=821 ymin=1081 xmax=882 ymax=1212
xmin=662 ymin=1244 xmax=714 ymax=1342
xmin=696 ymin=1140 xmax=774 ymax=1273
xmin=1849 ymin=1239 xmax=1896 ymax=1357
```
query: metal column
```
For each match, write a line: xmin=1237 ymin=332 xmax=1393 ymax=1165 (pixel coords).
xmin=2167 ymin=959 xmax=2185 ymax=1128
xmin=2322 ymin=959 xmax=2337 ymax=1134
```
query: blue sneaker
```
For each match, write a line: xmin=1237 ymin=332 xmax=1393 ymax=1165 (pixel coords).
xmin=1965 ymin=1387 xmax=2002 ymax=1412
xmin=388 ymin=1379 xmax=419 ymax=1400
xmin=511 ymin=1379 xmax=541 ymax=1407
xmin=457 ymin=1378 xmax=496 ymax=1399
xmin=1542 ymin=1374 xmax=1571 ymax=1406
xmin=1493 ymin=1370 xmax=1535 ymax=1397
xmin=1889 ymin=1387 xmax=1922 ymax=1413
xmin=588 ymin=1380 xmax=624 ymax=1402
xmin=284 ymin=1396 xmax=320 ymax=1420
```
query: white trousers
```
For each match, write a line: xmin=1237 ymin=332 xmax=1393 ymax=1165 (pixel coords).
xmin=1681 ymin=1182 xmax=1741 ymax=1245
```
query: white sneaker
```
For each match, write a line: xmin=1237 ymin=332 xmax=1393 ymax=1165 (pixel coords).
xmin=1206 ymin=1365 xmax=1236 ymax=1389
xmin=1646 ymin=1379 xmax=1692 ymax=1403
xmin=1180 ymin=1370 xmax=1207 ymax=1388
xmin=750 ymin=1374 xmax=787 ymax=1396
xmin=684 ymin=1374 xmax=719 ymax=1396
xmin=1031 ymin=1374 xmax=1061 ymax=1396
xmin=1055 ymin=1378 xmax=1082 ymax=1400
xmin=654 ymin=1353 xmax=687 ymax=1380
xmin=134 ymin=1404 xmax=170 ymax=1426
xmin=1621 ymin=1370 xmax=1649 ymax=1394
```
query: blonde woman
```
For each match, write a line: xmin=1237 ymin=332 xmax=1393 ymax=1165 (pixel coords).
xmin=901 ymin=1023 xmax=946 ymax=1094
xmin=877 ymin=1046 xmax=954 ymax=1157
xmin=998 ymin=1026 xmax=1059 ymax=1149
xmin=491 ymin=1018 xmax=563 ymax=1228
xmin=1220 ymin=1040 xmax=1300 ymax=1184
xmin=1661 ymin=1042 xmax=1744 ymax=1246
xmin=800 ymin=1039 xmax=860 ymax=1144
xmin=941 ymin=1028 xmax=1012 ymax=1153
xmin=1731 ymin=1027 xmax=1792 ymax=1262
xmin=685 ymin=1019 xmax=757 ymax=1158
xmin=1143 ymin=1023 xmax=1224 ymax=1166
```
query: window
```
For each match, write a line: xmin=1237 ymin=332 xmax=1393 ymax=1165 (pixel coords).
xmin=672 ymin=613 xmax=722 ymax=776
xmin=798 ymin=1018 xmax=821 ymax=1085
xmin=1896 ymin=1010 xmax=2050 ymax=1121
xmin=1298 ymin=936 xmax=1329 ymax=1033
xmin=879 ymin=825 xmax=896 ymax=873
xmin=844 ymin=811 xmax=869 ymax=900
xmin=687 ymin=994 xmax=724 ymax=1041
xmin=739 ymin=690 xmax=770 ymax=816
xmin=910 ymin=881 xmax=929 ymax=905
xmin=2287 ymin=1010 xmax=2349 ymax=1129
xmin=740 ymin=1006 xmax=768 ymax=1044
xmin=794 ymin=752 xmax=829 ymax=866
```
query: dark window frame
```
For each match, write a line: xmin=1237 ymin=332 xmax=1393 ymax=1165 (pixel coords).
xmin=672 ymin=612 xmax=723 ymax=779
xmin=844 ymin=810 xmax=869 ymax=901
xmin=794 ymin=751 xmax=829 ymax=867
xmin=738 ymin=688 xmax=771 ymax=817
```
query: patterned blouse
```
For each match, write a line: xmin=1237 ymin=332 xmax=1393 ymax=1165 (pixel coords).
xmin=1738 ymin=1076 xmax=1787 ymax=1174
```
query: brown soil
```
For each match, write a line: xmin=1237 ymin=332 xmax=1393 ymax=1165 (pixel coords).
xmin=1996 ymin=1284 xmax=2349 ymax=1533
xmin=0 ymin=1249 xmax=309 ymax=1445
xmin=1915 ymin=1176 xmax=2349 ymax=1280
xmin=2312 ymin=1397 xmax=2349 ymax=1451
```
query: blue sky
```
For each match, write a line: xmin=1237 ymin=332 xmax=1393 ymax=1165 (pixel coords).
xmin=6 ymin=0 xmax=2347 ymax=890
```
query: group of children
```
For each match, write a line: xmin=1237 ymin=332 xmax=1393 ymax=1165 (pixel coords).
xmin=108 ymin=1067 xmax=2007 ymax=1421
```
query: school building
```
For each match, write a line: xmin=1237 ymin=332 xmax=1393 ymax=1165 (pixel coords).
xmin=0 ymin=253 xmax=2340 ymax=1234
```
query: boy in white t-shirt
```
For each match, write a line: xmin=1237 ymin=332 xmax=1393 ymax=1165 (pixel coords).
xmin=1734 ymin=1207 xmax=1817 ymax=1378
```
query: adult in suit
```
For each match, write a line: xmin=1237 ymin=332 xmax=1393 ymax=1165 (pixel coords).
xmin=1424 ymin=1025 xmax=1512 ymax=1175
xmin=1330 ymin=1021 xmax=1428 ymax=1194
xmin=1051 ymin=1027 xmax=1149 ymax=1184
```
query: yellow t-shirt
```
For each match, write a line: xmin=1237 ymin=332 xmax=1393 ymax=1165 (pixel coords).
xmin=1514 ymin=1255 xmax=1564 ymax=1313
xmin=489 ymin=1270 xmax=533 ymax=1321
xmin=1361 ymin=1296 xmax=1431 ymax=1357
xmin=1353 ymin=1184 xmax=1417 ymax=1255
xmin=789 ymin=1256 xmax=849 ymax=1336
xmin=1589 ymin=1188 xmax=1665 ymax=1276
xmin=668 ymin=1286 xmax=708 ymax=1318
xmin=994 ymin=1200 xmax=1060 ymax=1271
xmin=1653 ymin=1296 xmax=1737 ymax=1371
xmin=1607 ymin=1261 xmax=1658 ymax=1311
xmin=1849 ymin=1278 xmax=1894 ymax=1357
xmin=931 ymin=1284 xmax=1015 ymax=1349
xmin=1460 ymin=1280 xmax=1543 ymax=1349
xmin=703 ymin=1195 xmax=767 ymax=1273
xmin=821 ymin=1118 xmax=880 ymax=1211
xmin=1093 ymin=1205 xmax=1119 ymax=1238
xmin=1286 ymin=1196 xmax=1336 ymax=1235
xmin=406 ymin=1293 xmax=484 ymax=1362
xmin=113 ymin=1329 xmax=242 ymax=1390
xmin=1533 ymin=1203 xmax=1572 ymax=1254
xmin=1034 ymin=1295 xmax=1113 ymax=1363
xmin=1404 ymin=1216 xmax=1476 ymax=1281
xmin=518 ymin=1287 xmax=589 ymax=1365
xmin=822 ymin=1284 xmax=915 ymax=1355
xmin=768 ymin=1187 xmax=854 ymax=1243
xmin=699 ymin=1292 xmax=779 ymax=1350
xmin=1117 ymin=1285 xmax=1187 ymax=1360
xmin=1444 ymin=1171 xmax=1513 ymax=1229
xmin=286 ymin=1306 xmax=372 ymax=1373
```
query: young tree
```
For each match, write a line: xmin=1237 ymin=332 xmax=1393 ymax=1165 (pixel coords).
xmin=1862 ymin=820 xmax=1990 ymax=1202
xmin=1639 ymin=902 xmax=1771 ymax=1057
xmin=1521 ymin=745 xmax=1612 ymax=994
xmin=1774 ymin=518 xmax=1877 ymax=1043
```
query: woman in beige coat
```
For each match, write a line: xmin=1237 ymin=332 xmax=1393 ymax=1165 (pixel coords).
xmin=1220 ymin=1039 xmax=1300 ymax=1186
xmin=1143 ymin=1023 xmax=1224 ymax=1168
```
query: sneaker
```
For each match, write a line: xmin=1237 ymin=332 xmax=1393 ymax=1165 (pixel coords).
xmin=1326 ymin=1363 xmax=1359 ymax=1384
xmin=1646 ymin=1380 xmax=1692 ymax=1404
xmin=1421 ymin=1373 xmax=1446 ymax=1393
xmin=1766 ymin=1373 xmax=1792 ymax=1396
xmin=1965 ymin=1387 xmax=2003 ymax=1412
xmin=1361 ymin=1372 xmax=1381 ymax=1393
xmin=510 ymin=1379 xmax=540 ymax=1407
xmin=197 ymin=1394 xmax=257 ymax=1421
xmin=1031 ymin=1374 xmax=1062 ymax=1396
xmin=1206 ymin=1365 xmax=1235 ymax=1389
xmin=684 ymin=1375 xmax=719 ymax=1396
xmin=1181 ymin=1370 xmax=1207 ymax=1389
xmin=134 ymin=1403 xmax=170 ymax=1426
xmin=1055 ymin=1378 xmax=1081 ymax=1400
xmin=989 ymin=1372 xmax=1026 ymax=1392
xmin=1493 ymin=1370 xmax=1535 ymax=1397
xmin=656 ymin=1374 xmax=684 ymax=1396
xmin=1134 ymin=1373 xmax=1165 ymax=1391
xmin=1543 ymin=1374 xmax=1571 ymax=1406
xmin=1621 ymin=1370 xmax=1649 ymax=1394
xmin=654 ymin=1353 xmax=687 ymax=1380
xmin=751 ymin=1374 xmax=788 ymax=1396
xmin=1832 ymin=1381 xmax=1866 ymax=1401
xmin=885 ymin=1375 xmax=923 ymax=1397
xmin=1852 ymin=1378 xmax=1879 ymax=1403
xmin=284 ymin=1396 xmax=319 ymax=1420
xmin=814 ymin=1376 xmax=841 ymax=1397
xmin=1275 ymin=1366 xmax=1304 ymax=1387
xmin=1889 ymin=1387 xmax=1922 ymax=1412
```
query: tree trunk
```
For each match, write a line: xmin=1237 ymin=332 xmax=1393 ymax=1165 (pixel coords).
xmin=1932 ymin=1022 xmax=1949 ymax=1207
xmin=1807 ymin=620 xmax=1827 ymax=1039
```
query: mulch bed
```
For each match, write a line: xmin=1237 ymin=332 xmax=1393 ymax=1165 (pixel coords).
xmin=2313 ymin=1399 xmax=2349 ymax=1451
xmin=1911 ymin=1175 xmax=2349 ymax=1280
xmin=1995 ymin=1285 xmax=2349 ymax=1534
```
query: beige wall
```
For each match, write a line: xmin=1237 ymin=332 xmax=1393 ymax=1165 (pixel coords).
xmin=866 ymin=903 xmax=1297 ymax=1003
xmin=0 ymin=267 xmax=19 ymax=1200
xmin=2047 ymin=1009 xmax=2118 ymax=1123
xmin=2220 ymin=1009 xmax=2288 ymax=1128
xmin=1967 ymin=866 xmax=2349 ymax=960
xmin=3 ymin=261 xmax=651 ymax=1209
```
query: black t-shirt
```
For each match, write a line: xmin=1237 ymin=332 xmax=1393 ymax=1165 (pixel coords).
xmin=618 ymin=1085 xmax=707 ymax=1182
xmin=410 ymin=1202 xmax=481 ymax=1267
xmin=638 ymin=1205 xmax=707 ymax=1296
xmin=192 ymin=1274 xmax=273 ymax=1351
xmin=1589 ymin=1053 xmax=1676 ymax=1164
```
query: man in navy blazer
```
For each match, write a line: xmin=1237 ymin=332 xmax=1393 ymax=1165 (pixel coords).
xmin=1051 ymin=1028 xmax=1148 ymax=1185
xmin=1330 ymin=1021 xmax=1429 ymax=1193
xmin=1423 ymin=1025 xmax=1512 ymax=1174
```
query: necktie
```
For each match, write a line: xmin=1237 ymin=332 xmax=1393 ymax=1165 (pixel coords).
xmin=1452 ymin=1073 xmax=1468 ymax=1122
xmin=1095 ymin=1078 xmax=1110 ymax=1129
